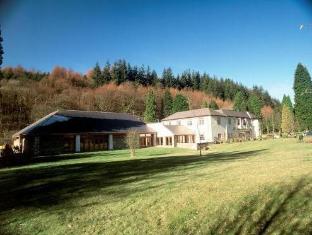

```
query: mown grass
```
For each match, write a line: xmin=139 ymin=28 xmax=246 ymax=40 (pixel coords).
xmin=0 ymin=139 xmax=311 ymax=234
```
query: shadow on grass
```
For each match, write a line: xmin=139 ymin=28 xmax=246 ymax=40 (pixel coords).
xmin=0 ymin=149 xmax=266 ymax=213
xmin=208 ymin=176 xmax=312 ymax=235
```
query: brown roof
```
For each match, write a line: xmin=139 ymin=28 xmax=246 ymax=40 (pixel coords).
xmin=162 ymin=108 xmax=225 ymax=121
xmin=164 ymin=125 xmax=194 ymax=135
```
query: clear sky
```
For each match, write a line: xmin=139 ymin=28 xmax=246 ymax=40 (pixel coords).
xmin=1 ymin=0 xmax=312 ymax=100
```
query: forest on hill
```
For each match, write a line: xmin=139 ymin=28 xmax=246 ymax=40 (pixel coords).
xmin=0 ymin=60 xmax=279 ymax=143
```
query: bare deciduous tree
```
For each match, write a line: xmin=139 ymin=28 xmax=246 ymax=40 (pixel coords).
xmin=126 ymin=130 xmax=140 ymax=158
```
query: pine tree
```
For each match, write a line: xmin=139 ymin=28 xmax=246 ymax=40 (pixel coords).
xmin=248 ymin=94 xmax=263 ymax=118
xmin=102 ymin=62 xmax=111 ymax=83
xmin=144 ymin=90 xmax=157 ymax=122
xmin=162 ymin=68 xmax=174 ymax=87
xmin=201 ymin=100 xmax=209 ymax=108
xmin=281 ymin=104 xmax=294 ymax=135
xmin=233 ymin=91 xmax=247 ymax=111
xmin=92 ymin=63 xmax=104 ymax=87
xmin=208 ymin=100 xmax=219 ymax=110
xmin=0 ymin=25 xmax=3 ymax=69
xmin=282 ymin=95 xmax=293 ymax=112
xmin=172 ymin=94 xmax=189 ymax=113
xmin=163 ymin=89 xmax=173 ymax=117
xmin=293 ymin=63 xmax=312 ymax=130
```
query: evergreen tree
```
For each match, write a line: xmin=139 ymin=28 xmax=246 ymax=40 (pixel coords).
xmin=293 ymin=63 xmax=312 ymax=130
xmin=172 ymin=94 xmax=189 ymax=113
xmin=102 ymin=62 xmax=111 ymax=83
xmin=233 ymin=91 xmax=247 ymax=111
xmin=144 ymin=90 xmax=157 ymax=122
xmin=282 ymin=95 xmax=293 ymax=112
xmin=208 ymin=100 xmax=219 ymax=110
xmin=112 ymin=59 xmax=127 ymax=85
xmin=281 ymin=104 xmax=295 ymax=135
xmin=248 ymin=94 xmax=263 ymax=118
xmin=201 ymin=100 xmax=209 ymax=108
xmin=0 ymin=25 xmax=3 ymax=69
xmin=162 ymin=68 xmax=174 ymax=87
xmin=163 ymin=89 xmax=173 ymax=117
xmin=92 ymin=63 xmax=104 ymax=87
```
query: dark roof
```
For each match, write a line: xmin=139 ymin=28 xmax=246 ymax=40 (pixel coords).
xmin=162 ymin=108 xmax=225 ymax=121
xmin=162 ymin=108 xmax=258 ymax=121
xmin=13 ymin=110 xmax=154 ymax=137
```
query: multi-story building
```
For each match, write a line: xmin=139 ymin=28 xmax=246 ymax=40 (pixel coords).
xmin=158 ymin=108 xmax=260 ymax=148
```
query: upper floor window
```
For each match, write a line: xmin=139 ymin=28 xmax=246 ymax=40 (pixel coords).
xmin=217 ymin=117 xmax=221 ymax=125
xmin=199 ymin=119 xmax=204 ymax=125
xmin=237 ymin=118 xmax=240 ymax=126
xmin=187 ymin=120 xmax=192 ymax=126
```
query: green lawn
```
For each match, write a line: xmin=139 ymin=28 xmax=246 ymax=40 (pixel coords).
xmin=0 ymin=139 xmax=312 ymax=235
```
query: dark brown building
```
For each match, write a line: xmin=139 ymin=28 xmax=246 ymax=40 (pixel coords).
xmin=12 ymin=110 xmax=156 ymax=156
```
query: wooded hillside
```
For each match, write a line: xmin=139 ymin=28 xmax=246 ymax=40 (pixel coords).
xmin=0 ymin=61 xmax=278 ymax=143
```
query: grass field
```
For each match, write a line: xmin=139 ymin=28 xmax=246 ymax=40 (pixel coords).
xmin=0 ymin=139 xmax=312 ymax=235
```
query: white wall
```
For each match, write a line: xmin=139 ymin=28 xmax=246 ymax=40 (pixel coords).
xmin=147 ymin=123 xmax=174 ymax=137
xmin=163 ymin=116 xmax=213 ymax=143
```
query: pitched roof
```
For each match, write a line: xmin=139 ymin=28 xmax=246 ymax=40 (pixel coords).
xmin=216 ymin=109 xmax=250 ymax=118
xmin=13 ymin=110 xmax=154 ymax=137
xmin=162 ymin=108 xmax=258 ymax=121
xmin=164 ymin=125 xmax=194 ymax=135
xmin=162 ymin=108 xmax=225 ymax=121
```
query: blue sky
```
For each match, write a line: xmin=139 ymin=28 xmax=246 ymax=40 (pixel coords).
xmin=1 ymin=0 xmax=312 ymax=100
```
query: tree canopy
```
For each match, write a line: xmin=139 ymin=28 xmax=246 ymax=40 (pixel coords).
xmin=144 ymin=90 xmax=157 ymax=122
xmin=293 ymin=63 xmax=312 ymax=130
xmin=172 ymin=94 xmax=189 ymax=113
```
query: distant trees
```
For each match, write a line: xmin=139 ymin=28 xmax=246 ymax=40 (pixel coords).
xmin=92 ymin=63 xmax=104 ymax=87
xmin=208 ymin=100 xmax=219 ymax=110
xmin=144 ymin=90 xmax=157 ymax=122
xmin=293 ymin=63 xmax=312 ymax=130
xmin=172 ymin=94 xmax=189 ymax=113
xmin=0 ymin=25 xmax=3 ymax=69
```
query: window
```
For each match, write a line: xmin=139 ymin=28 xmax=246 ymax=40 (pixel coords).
xmin=199 ymin=119 xmax=204 ymax=125
xmin=187 ymin=120 xmax=192 ymax=126
xmin=200 ymin=135 xmax=205 ymax=140
xmin=177 ymin=120 xmax=181 ymax=125
xmin=237 ymin=118 xmax=240 ymax=126
xmin=228 ymin=118 xmax=231 ymax=125
xmin=217 ymin=117 xmax=221 ymax=125
xmin=168 ymin=121 xmax=171 ymax=125
xmin=243 ymin=119 xmax=247 ymax=127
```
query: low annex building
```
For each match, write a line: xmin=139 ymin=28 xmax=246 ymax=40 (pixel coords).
xmin=12 ymin=110 xmax=156 ymax=156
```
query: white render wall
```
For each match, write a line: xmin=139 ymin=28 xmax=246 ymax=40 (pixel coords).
xmin=162 ymin=115 xmax=261 ymax=142
xmin=162 ymin=116 xmax=213 ymax=142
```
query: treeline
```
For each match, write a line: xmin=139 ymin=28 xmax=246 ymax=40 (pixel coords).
xmin=0 ymin=60 xmax=283 ymax=143
xmin=0 ymin=66 xmax=232 ymax=143
xmin=0 ymin=59 xmax=278 ymax=107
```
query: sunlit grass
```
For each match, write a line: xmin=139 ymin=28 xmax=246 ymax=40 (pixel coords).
xmin=0 ymin=139 xmax=311 ymax=234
